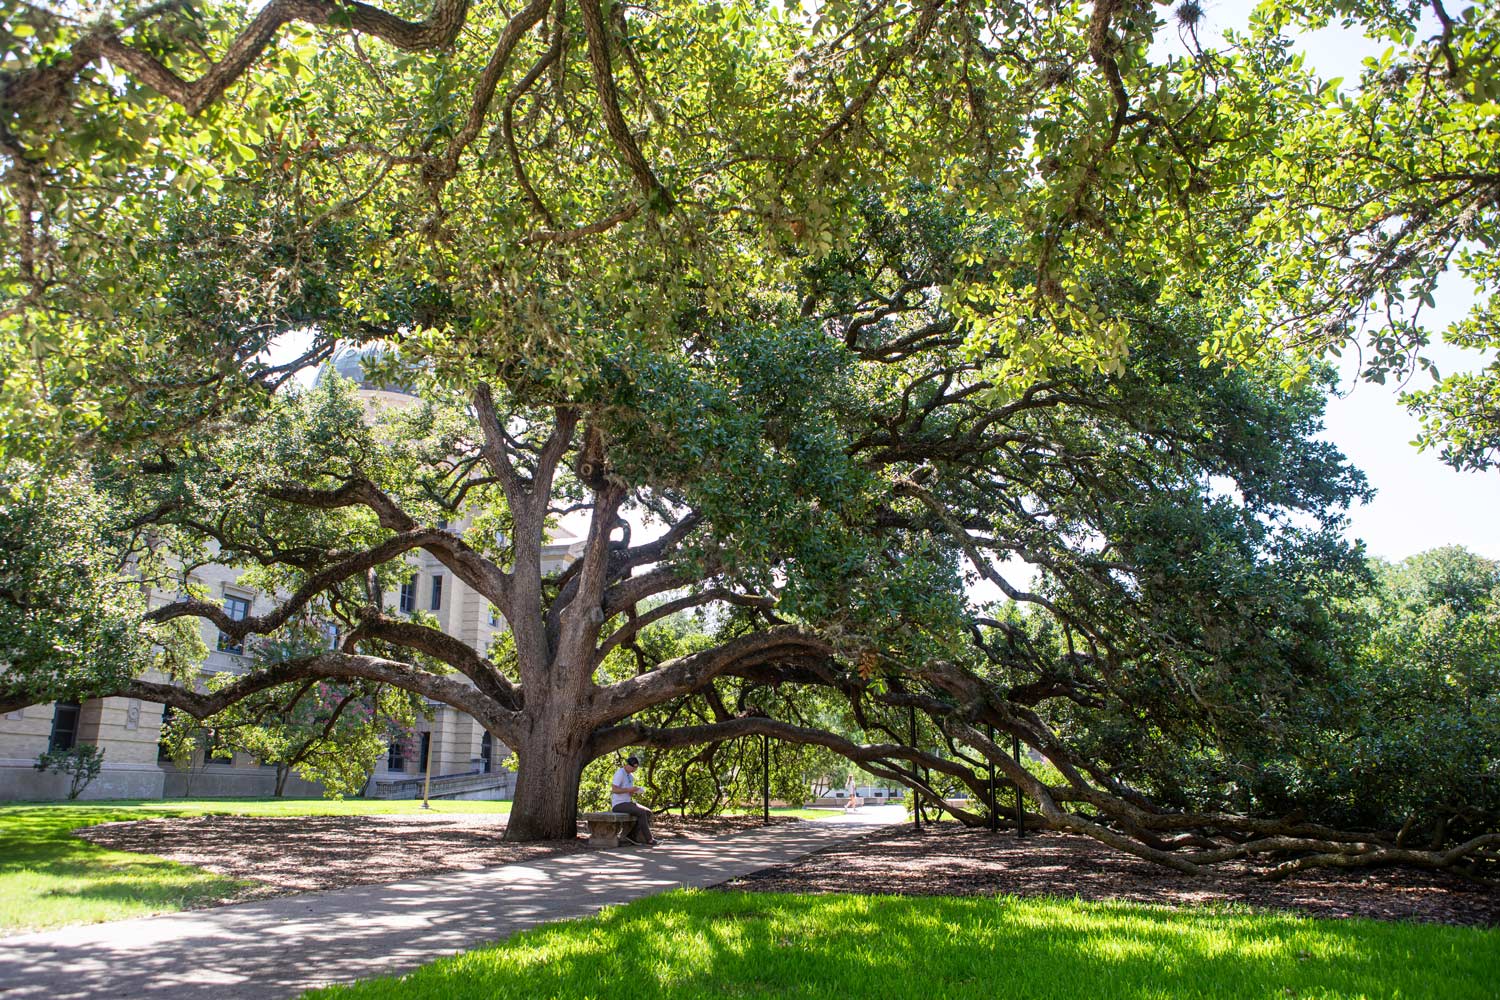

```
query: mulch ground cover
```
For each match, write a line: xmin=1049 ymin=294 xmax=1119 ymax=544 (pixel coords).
xmin=718 ymin=824 xmax=1500 ymax=927
xmin=77 ymin=812 xmax=795 ymax=897
xmin=78 ymin=813 xmax=1498 ymax=927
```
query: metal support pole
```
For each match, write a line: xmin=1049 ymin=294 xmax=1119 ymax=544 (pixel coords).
xmin=1013 ymin=733 xmax=1024 ymax=838
xmin=988 ymin=724 xmax=998 ymax=833
xmin=421 ymin=732 xmax=433 ymax=810
xmin=762 ymin=733 xmax=770 ymax=825
xmin=910 ymin=705 xmax=921 ymax=832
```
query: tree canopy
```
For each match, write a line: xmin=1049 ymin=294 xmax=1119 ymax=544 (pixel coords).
xmin=1 ymin=0 xmax=1497 ymax=872
xmin=3 ymin=0 xmax=1494 ymax=460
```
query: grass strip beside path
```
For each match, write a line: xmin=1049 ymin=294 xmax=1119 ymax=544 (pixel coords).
xmin=303 ymin=890 xmax=1500 ymax=1000
xmin=0 ymin=798 xmax=512 ymax=934
xmin=721 ymin=807 xmax=846 ymax=821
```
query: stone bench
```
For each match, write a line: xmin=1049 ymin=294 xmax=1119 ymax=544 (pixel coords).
xmin=579 ymin=811 xmax=636 ymax=848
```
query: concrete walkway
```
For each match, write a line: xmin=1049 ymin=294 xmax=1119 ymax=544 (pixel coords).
xmin=0 ymin=807 xmax=903 ymax=1000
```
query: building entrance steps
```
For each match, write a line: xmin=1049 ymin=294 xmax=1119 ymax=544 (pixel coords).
xmin=0 ymin=806 xmax=906 ymax=1000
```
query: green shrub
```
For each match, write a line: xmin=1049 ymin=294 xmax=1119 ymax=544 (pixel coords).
xmin=34 ymin=744 xmax=105 ymax=799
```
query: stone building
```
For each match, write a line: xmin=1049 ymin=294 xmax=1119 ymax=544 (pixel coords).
xmin=0 ymin=347 xmax=578 ymax=801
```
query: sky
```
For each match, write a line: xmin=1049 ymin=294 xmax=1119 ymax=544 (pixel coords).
xmin=1157 ymin=0 xmax=1500 ymax=562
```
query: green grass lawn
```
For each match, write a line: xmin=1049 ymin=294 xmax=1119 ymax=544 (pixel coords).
xmin=717 ymin=806 xmax=846 ymax=821
xmin=303 ymin=890 xmax=1500 ymax=1000
xmin=0 ymin=797 xmax=512 ymax=935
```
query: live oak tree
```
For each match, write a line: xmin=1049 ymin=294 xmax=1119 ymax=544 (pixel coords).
xmin=4 ymin=272 xmax=1497 ymax=870
xmin=1061 ymin=544 xmax=1500 ymax=867
xmin=3 ymin=221 xmax=1462 ymax=871
xmin=1333 ymin=548 xmax=1500 ymax=848
xmin=2 ymin=0 xmax=1497 ymax=872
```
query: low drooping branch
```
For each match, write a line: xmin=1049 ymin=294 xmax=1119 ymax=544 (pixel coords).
xmin=352 ymin=617 xmax=521 ymax=712
xmin=144 ymin=528 xmax=450 ymax=640
xmin=589 ymin=634 xmax=1500 ymax=878
xmin=1263 ymin=833 xmax=1500 ymax=879
xmin=121 ymin=650 xmax=521 ymax=741
xmin=591 ymin=713 xmax=964 ymax=783
xmin=591 ymin=627 xmax=832 ymax=726
xmin=595 ymin=586 xmax=776 ymax=661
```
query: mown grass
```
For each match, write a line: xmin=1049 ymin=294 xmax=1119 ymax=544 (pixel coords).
xmin=0 ymin=797 xmax=511 ymax=934
xmin=303 ymin=890 xmax=1500 ymax=1000
xmin=719 ymin=806 xmax=847 ymax=821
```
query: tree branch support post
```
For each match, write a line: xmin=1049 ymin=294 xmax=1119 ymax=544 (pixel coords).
xmin=1013 ymin=733 xmax=1024 ymax=838
xmin=910 ymin=705 xmax=921 ymax=833
xmin=422 ymin=731 xmax=433 ymax=810
xmin=762 ymin=732 xmax=770 ymax=826
xmin=988 ymin=724 xmax=998 ymax=833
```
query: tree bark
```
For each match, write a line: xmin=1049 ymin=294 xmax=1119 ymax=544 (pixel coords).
xmin=503 ymin=707 xmax=591 ymax=841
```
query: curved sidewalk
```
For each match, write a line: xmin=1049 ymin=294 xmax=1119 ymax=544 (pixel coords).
xmin=0 ymin=807 xmax=902 ymax=1000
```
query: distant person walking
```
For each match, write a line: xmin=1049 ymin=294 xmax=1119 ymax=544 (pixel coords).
xmin=611 ymin=755 xmax=658 ymax=846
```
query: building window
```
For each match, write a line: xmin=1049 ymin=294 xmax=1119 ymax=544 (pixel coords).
xmin=419 ymin=732 xmax=432 ymax=772
xmin=204 ymin=728 xmax=230 ymax=766
xmin=430 ymin=575 xmax=443 ymax=611
xmin=158 ymin=705 xmax=174 ymax=763
xmin=217 ymin=594 xmax=251 ymax=655
xmin=480 ymin=731 xmax=493 ymax=773
xmin=488 ymin=605 xmax=502 ymax=627
xmin=387 ymin=740 xmax=405 ymax=771
xmin=399 ymin=576 xmax=417 ymax=614
xmin=48 ymin=701 xmax=81 ymax=753
xmin=437 ymin=518 xmax=449 ymax=530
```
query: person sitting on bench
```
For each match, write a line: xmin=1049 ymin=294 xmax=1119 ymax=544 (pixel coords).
xmin=611 ymin=755 xmax=658 ymax=846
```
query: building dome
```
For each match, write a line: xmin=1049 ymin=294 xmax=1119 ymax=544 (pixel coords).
xmin=316 ymin=343 xmax=416 ymax=396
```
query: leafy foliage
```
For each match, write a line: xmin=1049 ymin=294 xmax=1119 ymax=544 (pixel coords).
xmin=33 ymin=744 xmax=105 ymax=800
xmin=199 ymin=634 xmax=424 ymax=798
xmin=6 ymin=0 xmax=1492 ymax=468
xmin=1047 ymin=546 xmax=1500 ymax=847
xmin=0 ymin=465 xmax=203 ymax=707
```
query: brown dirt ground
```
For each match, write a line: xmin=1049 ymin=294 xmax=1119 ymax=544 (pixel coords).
xmin=717 ymin=824 xmax=1500 ymax=927
xmin=80 ymin=814 xmax=1499 ymax=927
xmin=77 ymin=812 xmax=796 ymax=899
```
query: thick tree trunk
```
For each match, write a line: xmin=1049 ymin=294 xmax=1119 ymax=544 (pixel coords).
xmin=503 ymin=711 xmax=591 ymax=841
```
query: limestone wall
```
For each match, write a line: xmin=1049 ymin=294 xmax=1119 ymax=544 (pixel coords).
xmin=0 ymin=699 xmax=168 ymax=800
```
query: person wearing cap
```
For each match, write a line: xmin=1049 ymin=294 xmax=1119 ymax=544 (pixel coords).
xmin=611 ymin=755 xmax=658 ymax=846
